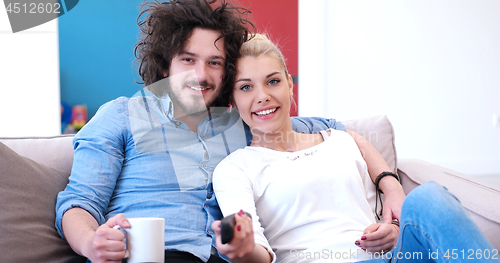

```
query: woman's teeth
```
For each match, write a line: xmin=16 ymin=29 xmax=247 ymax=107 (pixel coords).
xmin=255 ymin=108 xmax=277 ymax=116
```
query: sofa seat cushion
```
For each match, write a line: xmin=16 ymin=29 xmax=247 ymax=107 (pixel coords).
xmin=0 ymin=142 xmax=85 ymax=263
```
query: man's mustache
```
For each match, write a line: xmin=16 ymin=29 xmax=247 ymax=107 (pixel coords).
xmin=183 ymin=79 xmax=215 ymax=90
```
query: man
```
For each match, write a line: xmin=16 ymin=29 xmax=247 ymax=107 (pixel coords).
xmin=55 ymin=1 xmax=404 ymax=262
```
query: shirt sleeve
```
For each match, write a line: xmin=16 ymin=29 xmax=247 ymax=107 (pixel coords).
xmin=291 ymin=117 xmax=346 ymax=133
xmin=213 ymin=155 xmax=276 ymax=263
xmin=55 ymin=98 xmax=128 ymax=238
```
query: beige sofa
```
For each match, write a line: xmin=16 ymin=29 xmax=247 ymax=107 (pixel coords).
xmin=0 ymin=115 xmax=498 ymax=262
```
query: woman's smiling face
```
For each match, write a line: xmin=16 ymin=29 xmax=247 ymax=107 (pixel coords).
xmin=233 ymin=54 xmax=294 ymax=135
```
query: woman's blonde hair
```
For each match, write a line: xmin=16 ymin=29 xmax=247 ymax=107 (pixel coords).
xmin=239 ymin=33 xmax=289 ymax=76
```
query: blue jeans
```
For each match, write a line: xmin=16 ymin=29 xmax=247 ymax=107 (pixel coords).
xmin=361 ymin=182 xmax=499 ymax=263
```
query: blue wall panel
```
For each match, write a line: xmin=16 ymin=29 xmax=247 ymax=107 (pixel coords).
xmin=59 ymin=0 xmax=144 ymax=118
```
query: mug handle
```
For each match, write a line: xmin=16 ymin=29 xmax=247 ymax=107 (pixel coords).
xmin=113 ymin=225 xmax=130 ymax=259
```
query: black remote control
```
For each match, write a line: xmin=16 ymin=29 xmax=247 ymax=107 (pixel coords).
xmin=220 ymin=212 xmax=252 ymax=244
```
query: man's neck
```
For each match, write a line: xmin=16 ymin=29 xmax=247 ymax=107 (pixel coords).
xmin=172 ymin=103 xmax=209 ymax=133
xmin=175 ymin=112 xmax=208 ymax=133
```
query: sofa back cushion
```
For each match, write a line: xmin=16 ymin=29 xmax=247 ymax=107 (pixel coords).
xmin=0 ymin=142 xmax=86 ymax=263
xmin=343 ymin=115 xmax=398 ymax=173
xmin=0 ymin=135 xmax=75 ymax=174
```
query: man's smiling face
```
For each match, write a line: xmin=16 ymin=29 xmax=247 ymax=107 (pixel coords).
xmin=164 ymin=28 xmax=226 ymax=116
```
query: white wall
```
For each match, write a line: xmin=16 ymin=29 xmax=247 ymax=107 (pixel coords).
xmin=0 ymin=7 xmax=60 ymax=137
xmin=299 ymin=0 xmax=500 ymax=177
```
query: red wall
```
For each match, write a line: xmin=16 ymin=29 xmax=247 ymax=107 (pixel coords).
xmin=238 ymin=0 xmax=299 ymax=116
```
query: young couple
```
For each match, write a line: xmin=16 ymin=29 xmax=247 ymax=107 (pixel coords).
xmin=210 ymin=34 xmax=498 ymax=263
xmin=55 ymin=1 xmax=377 ymax=262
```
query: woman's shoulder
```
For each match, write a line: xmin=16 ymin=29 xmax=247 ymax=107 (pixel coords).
xmin=215 ymin=147 xmax=270 ymax=177
xmin=319 ymin=128 xmax=352 ymax=142
xmin=213 ymin=148 xmax=258 ymax=185
xmin=217 ymin=147 xmax=261 ymax=168
xmin=313 ymin=129 xmax=362 ymax=158
xmin=326 ymin=127 xmax=348 ymax=135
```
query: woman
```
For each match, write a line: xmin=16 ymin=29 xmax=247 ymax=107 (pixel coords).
xmin=211 ymin=34 xmax=498 ymax=263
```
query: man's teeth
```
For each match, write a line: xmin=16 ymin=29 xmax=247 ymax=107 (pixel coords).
xmin=189 ymin=86 xmax=207 ymax=91
xmin=255 ymin=108 xmax=277 ymax=116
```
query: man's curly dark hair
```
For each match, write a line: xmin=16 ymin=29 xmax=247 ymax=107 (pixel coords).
xmin=134 ymin=0 xmax=255 ymax=107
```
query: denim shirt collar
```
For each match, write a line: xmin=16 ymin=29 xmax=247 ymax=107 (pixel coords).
xmin=163 ymin=98 xmax=175 ymax=121
xmin=153 ymin=90 xmax=240 ymax=138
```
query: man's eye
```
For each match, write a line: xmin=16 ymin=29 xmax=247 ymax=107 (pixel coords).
xmin=183 ymin=58 xmax=194 ymax=62
xmin=268 ymin=79 xmax=280 ymax=85
xmin=240 ymin=85 xmax=251 ymax=91
xmin=209 ymin=61 xmax=222 ymax=66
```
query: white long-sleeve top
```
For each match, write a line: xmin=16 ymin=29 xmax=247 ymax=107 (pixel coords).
xmin=213 ymin=129 xmax=378 ymax=263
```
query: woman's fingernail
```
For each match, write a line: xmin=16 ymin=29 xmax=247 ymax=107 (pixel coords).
xmin=238 ymin=209 xmax=244 ymax=216
xmin=236 ymin=225 xmax=241 ymax=231
xmin=355 ymin=241 xmax=360 ymax=246
xmin=361 ymin=236 xmax=367 ymax=240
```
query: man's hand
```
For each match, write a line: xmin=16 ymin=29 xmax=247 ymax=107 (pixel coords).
xmin=83 ymin=213 xmax=131 ymax=263
xmin=355 ymin=223 xmax=399 ymax=253
xmin=212 ymin=210 xmax=255 ymax=261
xmin=62 ymin=209 xmax=130 ymax=263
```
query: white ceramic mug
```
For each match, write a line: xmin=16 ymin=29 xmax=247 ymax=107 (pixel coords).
xmin=119 ymin=217 xmax=165 ymax=263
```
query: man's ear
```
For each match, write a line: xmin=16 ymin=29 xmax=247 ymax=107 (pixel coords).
xmin=162 ymin=70 xmax=168 ymax=77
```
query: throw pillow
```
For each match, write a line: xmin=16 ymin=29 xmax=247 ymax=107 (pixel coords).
xmin=0 ymin=142 xmax=86 ymax=263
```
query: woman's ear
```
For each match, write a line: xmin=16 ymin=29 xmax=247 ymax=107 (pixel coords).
xmin=162 ymin=70 xmax=168 ymax=77
xmin=288 ymin=74 xmax=294 ymax=97
xmin=229 ymin=96 xmax=237 ymax=109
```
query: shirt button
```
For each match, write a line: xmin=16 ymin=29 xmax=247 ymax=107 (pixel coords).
xmin=200 ymin=163 xmax=204 ymax=168
xmin=175 ymin=121 xmax=181 ymax=126
xmin=207 ymin=230 xmax=211 ymax=234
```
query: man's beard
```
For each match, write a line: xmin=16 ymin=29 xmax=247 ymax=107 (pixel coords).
xmin=167 ymin=79 xmax=217 ymax=117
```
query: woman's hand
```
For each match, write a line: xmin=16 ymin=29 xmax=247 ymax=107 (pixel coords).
xmin=380 ymin=178 xmax=406 ymax=223
xmin=355 ymin=223 xmax=399 ymax=253
xmin=212 ymin=210 xmax=256 ymax=262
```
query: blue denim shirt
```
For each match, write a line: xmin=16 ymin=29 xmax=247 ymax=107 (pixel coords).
xmin=55 ymin=89 xmax=345 ymax=262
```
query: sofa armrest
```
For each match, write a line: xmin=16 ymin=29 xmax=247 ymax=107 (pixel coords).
xmin=397 ymin=158 xmax=500 ymax=249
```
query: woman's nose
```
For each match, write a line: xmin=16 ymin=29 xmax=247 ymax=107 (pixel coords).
xmin=256 ymin=87 xmax=271 ymax=103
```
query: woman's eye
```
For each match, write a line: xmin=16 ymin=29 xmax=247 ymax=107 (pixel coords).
xmin=240 ymin=85 xmax=251 ymax=91
xmin=209 ymin=61 xmax=222 ymax=66
xmin=268 ymin=79 xmax=280 ymax=85
xmin=183 ymin=58 xmax=194 ymax=62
